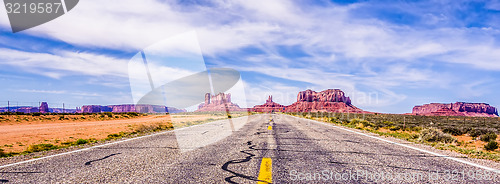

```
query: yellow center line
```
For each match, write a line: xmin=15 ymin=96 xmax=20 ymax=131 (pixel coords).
xmin=267 ymin=126 xmax=272 ymax=130
xmin=257 ymin=157 xmax=272 ymax=184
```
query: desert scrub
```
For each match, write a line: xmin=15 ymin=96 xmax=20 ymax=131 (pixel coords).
xmin=350 ymin=119 xmax=377 ymax=129
xmin=134 ymin=123 xmax=173 ymax=133
xmin=442 ymin=127 xmax=466 ymax=136
xmin=127 ymin=112 xmax=139 ymax=117
xmin=103 ymin=112 xmax=113 ymax=118
xmin=419 ymin=128 xmax=456 ymax=143
xmin=468 ymin=128 xmax=495 ymax=138
xmin=25 ymin=144 xmax=58 ymax=153
xmin=480 ymin=132 xmax=498 ymax=142
xmin=76 ymin=139 xmax=89 ymax=145
xmin=484 ymin=141 xmax=499 ymax=151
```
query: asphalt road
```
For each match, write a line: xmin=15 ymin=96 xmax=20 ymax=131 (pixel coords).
xmin=0 ymin=114 xmax=499 ymax=183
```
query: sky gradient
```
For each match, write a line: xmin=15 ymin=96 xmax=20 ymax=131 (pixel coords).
xmin=0 ymin=0 xmax=499 ymax=113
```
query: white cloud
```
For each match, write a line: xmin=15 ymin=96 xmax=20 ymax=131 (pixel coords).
xmin=1 ymin=0 xmax=497 ymax=70
xmin=18 ymin=89 xmax=102 ymax=97
xmin=0 ymin=48 xmax=129 ymax=79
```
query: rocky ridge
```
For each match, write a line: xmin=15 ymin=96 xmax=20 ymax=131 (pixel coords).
xmin=412 ymin=102 xmax=498 ymax=117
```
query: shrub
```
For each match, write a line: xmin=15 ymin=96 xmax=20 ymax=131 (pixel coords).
xmin=328 ymin=117 xmax=336 ymax=122
xmin=442 ymin=127 xmax=465 ymax=136
xmin=135 ymin=124 xmax=153 ymax=132
xmin=484 ymin=141 xmax=499 ymax=151
xmin=31 ymin=112 xmax=42 ymax=116
xmin=419 ymin=128 xmax=456 ymax=143
xmin=350 ymin=119 xmax=375 ymax=127
xmin=76 ymin=139 xmax=89 ymax=145
xmin=26 ymin=144 xmax=57 ymax=153
xmin=410 ymin=126 xmax=423 ymax=132
xmin=480 ymin=133 xmax=498 ymax=142
xmin=382 ymin=121 xmax=394 ymax=126
xmin=103 ymin=112 xmax=113 ymax=118
xmin=127 ymin=112 xmax=139 ymax=117
xmin=389 ymin=126 xmax=401 ymax=131
xmin=469 ymin=128 xmax=491 ymax=138
xmin=107 ymin=133 xmax=122 ymax=139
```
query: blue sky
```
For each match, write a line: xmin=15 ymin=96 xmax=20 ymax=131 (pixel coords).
xmin=0 ymin=0 xmax=499 ymax=113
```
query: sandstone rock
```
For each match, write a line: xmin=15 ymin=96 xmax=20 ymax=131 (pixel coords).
xmin=16 ymin=107 xmax=39 ymax=113
xmin=284 ymin=89 xmax=365 ymax=113
xmin=196 ymin=93 xmax=245 ymax=112
xmin=166 ymin=107 xmax=187 ymax=114
xmin=252 ymin=96 xmax=285 ymax=112
xmin=39 ymin=102 xmax=49 ymax=113
xmin=297 ymin=89 xmax=351 ymax=104
xmin=82 ymin=105 xmax=101 ymax=113
xmin=412 ymin=102 xmax=498 ymax=117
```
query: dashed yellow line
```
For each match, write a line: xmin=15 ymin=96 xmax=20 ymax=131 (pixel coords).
xmin=257 ymin=157 xmax=272 ymax=184
xmin=267 ymin=126 xmax=272 ymax=130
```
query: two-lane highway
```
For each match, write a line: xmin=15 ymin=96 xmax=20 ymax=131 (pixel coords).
xmin=0 ymin=114 xmax=499 ymax=183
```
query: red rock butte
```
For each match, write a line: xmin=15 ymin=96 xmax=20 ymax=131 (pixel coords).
xmin=284 ymin=89 xmax=365 ymax=113
xmin=196 ymin=93 xmax=245 ymax=112
xmin=252 ymin=96 xmax=285 ymax=112
xmin=251 ymin=89 xmax=367 ymax=113
xmin=412 ymin=102 xmax=498 ymax=117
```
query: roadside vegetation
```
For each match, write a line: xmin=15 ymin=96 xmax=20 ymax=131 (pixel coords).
xmin=287 ymin=112 xmax=500 ymax=162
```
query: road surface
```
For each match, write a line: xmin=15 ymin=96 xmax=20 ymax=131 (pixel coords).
xmin=0 ymin=114 xmax=499 ymax=183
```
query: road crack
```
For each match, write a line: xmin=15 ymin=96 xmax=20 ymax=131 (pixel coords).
xmin=84 ymin=153 xmax=121 ymax=166
xmin=221 ymin=142 xmax=271 ymax=183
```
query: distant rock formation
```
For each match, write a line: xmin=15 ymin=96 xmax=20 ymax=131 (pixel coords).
xmin=412 ymin=102 xmax=498 ymax=117
xmin=284 ymin=89 xmax=365 ymax=113
xmin=252 ymin=96 xmax=285 ymax=112
xmin=39 ymin=102 xmax=49 ymax=113
xmin=82 ymin=105 xmax=102 ymax=113
xmin=296 ymin=89 xmax=351 ymax=104
xmin=196 ymin=93 xmax=245 ymax=112
xmin=16 ymin=107 xmax=39 ymax=113
xmin=81 ymin=104 xmax=186 ymax=113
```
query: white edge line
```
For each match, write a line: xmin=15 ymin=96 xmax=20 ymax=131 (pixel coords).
xmin=0 ymin=116 xmax=250 ymax=169
xmin=286 ymin=115 xmax=500 ymax=174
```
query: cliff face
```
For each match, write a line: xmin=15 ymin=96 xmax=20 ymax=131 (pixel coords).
xmin=39 ymin=102 xmax=49 ymax=113
xmin=252 ymin=96 xmax=285 ymax=112
xmin=412 ymin=102 xmax=498 ymax=117
xmin=284 ymin=89 xmax=364 ymax=113
xmin=196 ymin=93 xmax=245 ymax=112
xmin=296 ymin=89 xmax=351 ymax=104
xmin=82 ymin=105 xmax=102 ymax=113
